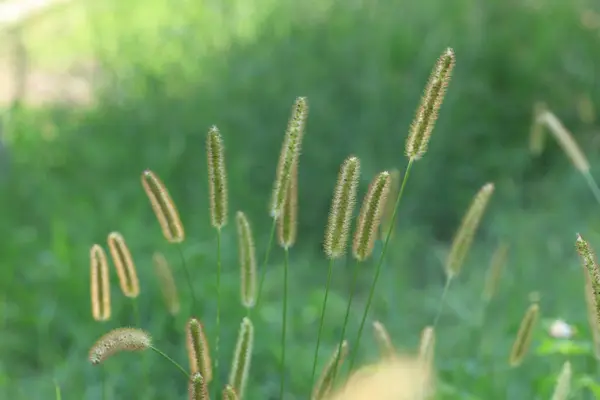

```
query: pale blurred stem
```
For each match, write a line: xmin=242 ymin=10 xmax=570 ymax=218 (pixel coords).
xmin=100 ymin=367 xmax=107 ymax=400
xmin=279 ymin=247 xmax=290 ymax=399
xmin=583 ymin=171 xmax=600 ymax=206
xmin=149 ymin=346 xmax=189 ymax=378
xmin=433 ymin=275 xmax=453 ymax=328
xmin=177 ymin=243 xmax=197 ymax=310
xmin=310 ymin=258 xmax=335 ymax=387
xmin=215 ymin=228 xmax=223 ymax=394
xmin=348 ymin=158 xmax=414 ymax=372
xmin=332 ymin=260 xmax=361 ymax=385
xmin=254 ymin=218 xmax=277 ymax=310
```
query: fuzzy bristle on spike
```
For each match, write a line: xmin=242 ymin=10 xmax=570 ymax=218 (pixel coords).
xmin=537 ymin=110 xmax=590 ymax=172
xmin=141 ymin=170 xmax=185 ymax=243
xmin=576 ymin=234 xmax=600 ymax=331
xmin=312 ymin=341 xmax=349 ymax=400
xmin=189 ymin=373 xmax=209 ymax=400
xmin=90 ymin=244 xmax=111 ymax=321
xmin=508 ymin=303 xmax=539 ymax=367
xmin=236 ymin=212 xmax=257 ymax=308
xmin=550 ymin=361 xmax=572 ymax=400
xmin=107 ymin=232 xmax=140 ymax=298
xmin=482 ymin=242 xmax=509 ymax=302
xmin=186 ymin=318 xmax=212 ymax=383
xmin=89 ymin=328 xmax=151 ymax=365
xmin=228 ymin=317 xmax=254 ymax=400
xmin=324 ymin=156 xmax=360 ymax=259
xmin=278 ymin=162 xmax=298 ymax=248
xmin=207 ymin=126 xmax=229 ymax=229
xmin=405 ymin=48 xmax=455 ymax=160
xmin=352 ymin=171 xmax=391 ymax=261
xmin=222 ymin=385 xmax=239 ymax=400
xmin=153 ymin=252 xmax=180 ymax=315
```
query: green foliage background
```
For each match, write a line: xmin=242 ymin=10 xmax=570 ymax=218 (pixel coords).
xmin=2 ymin=0 xmax=600 ymax=398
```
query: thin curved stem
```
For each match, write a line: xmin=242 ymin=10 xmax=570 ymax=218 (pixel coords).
xmin=433 ymin=275 xmax=452 ymax=328
xmin=253 ymin=219 xmax=277 ymax=312
xmin=149 ymin=346 xmax=189 ymax=378
xmin=177 ymin=243 xmax=197 ymax=310
xmin=279 ymin=247 xmax=290 ymax=399
xmin=583 ymin=171 xmax=600 ymax=206
xmin=310 ymin=258 xmax=335 ymax=388
xmin=348 ymin=159 xmax=414 ymax=372
xmin=215 ymin=228 xmax=223 ymax=394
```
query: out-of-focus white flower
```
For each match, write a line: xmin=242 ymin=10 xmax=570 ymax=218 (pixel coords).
xmin=549 ymin=319 xmax=575 ymax=339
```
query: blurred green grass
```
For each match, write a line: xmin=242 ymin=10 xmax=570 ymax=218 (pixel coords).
xmin=2 ymin=0 xmax=600 ymax=398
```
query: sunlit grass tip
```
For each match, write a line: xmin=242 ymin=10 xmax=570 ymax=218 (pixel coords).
xmin=270 ymin=96 xmax=308 ymax=218
xmin=189 ymin=373 xmax=209 ymax=400
xmin=222 ymin=385 xmax=239 ymax=400
xmin=324 ymin=156 xmax=360 ymax=259
xmin=207 ymin=125 xmax=229 ymax=229
xmin=405 ymin=47 xmax=455 ymax=160
xmin=228 ymin=317 xmax=254 ymax=400
xmin=107 ymin=232 xmax=140 ymax=298
xmin=418 ymin=326 xmax=435 ymax=375
xmin=372 ymin=321 xmax=396 ymax=359
xmin=141 ymin=169 xmax=185 ymax=243
xmin=445 ymin=182 xmax=494 ymax=278
xmin=278 ymin=162 xmax=298 ymax=248
xmin=153 ymin=252 xmax=180 ymax=315
xmin=550 ymin=361 xmax=572 ymax=400
xmin=312 ymin=340 xmax=349 ymax=400
xmin=236 ymin=211 xmax=257 ymax=308
xmin=352 ymin=171 xmax=392 ymax=261
xmin=482 ymin=242 xmax=510 ymax=302
xmin=89 ymin=327 xmax=151 ymax=365
xmin=186 ymin=317 xmax=213 ymax=383
xmin=90 ymin=244 xmax=111 ymax=321
xmin=508 ymin=303 xmax=539 ymax=367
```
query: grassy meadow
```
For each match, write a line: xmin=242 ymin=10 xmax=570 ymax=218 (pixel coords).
xmin=3 ymin=0 xmax=600 ymax=398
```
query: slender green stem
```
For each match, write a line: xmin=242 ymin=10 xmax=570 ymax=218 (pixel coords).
xmin=53 ymin=379 xmax=62 ymax=400
xmin=149 ymin=346 xmax=189 ymax=378
xmin=332 ymin=261 xmax=360 ymax=385
xmin=310 ymin=258 xmax=335 ymax=387
xmin=583 ymin=171 xmax=600 ymax=206
xmin=279 ymin=247 xmax=290 ymax=399
xmin=177 ymin=244 xmax=197 ymax=310
xmin=348 ymin=159 xmax=414 ymax=372
xmin=215 ymin=228 xmax=222 ymax=394
xmin=433 ymin=275 xmax=452 ymax=328
xmin=253 ymin=219 xmax=277 ymax=312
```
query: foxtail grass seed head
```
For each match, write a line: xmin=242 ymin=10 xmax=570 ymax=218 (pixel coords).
xmin=186 ymin=318 xmax=213 ymax=383
xmin=529 ymin=102 xmax=547 ymax=155
xmin=89 ymin=328 xmax=151 ymax=365
xmin=90 ymin=244 xmax=111 ymax=321
xmin=153 ymin=252 xmax=180 ymax=315
xmin=551 ymin=361 xmax=572 ymax=400
xmin=583 ymin=266 xmax=600 ymax=359
xmin=353 ymin=171 xmax=391 ymax=261
xmin=324 ymin=156 xmax=360 ymax=259
xmin=141 ymin=170 xmax=185 ymax=242
xmin=189 ymin=373 xmax=209 ymax=400
xmin=278 ymin=162 xmax=298 ymax=248
xmin=405 ymin=48 xmax=455 ymax=160
xmin=312 ymin=340 xmax=349 ymax=400
xmin=207 ymin=126 xmax=228 ymax=229
xmin=107 ymin=232 xmax=139 ymax=298
xmin=482 ymin=242 xmax=510 ymax=302
xmin=576 ymin=234 xmax=600 ymax=328
xmin=445 ymin=183 xmax=494 ymax=278
xmin=372 ymin=321 xmax=396 ymax=359
xmin=538 ymin=110 xmax=590 ymax=172
xmin=236 ymin=212 xmax=257 ymax=308
xmin=222 ymin=385 xmax=238 ymax=400
xmin=228 ymin=317 xmax=254 ymax=400
xmin=417 ymin=326 xmax=435 ymax=372
xmin=509 ymin=303 xmax=539 ymax=367
xmin=270 ymin=97 xmax=308 ymax=218
xmin=379 ymin=168 xmax=400 ymax=241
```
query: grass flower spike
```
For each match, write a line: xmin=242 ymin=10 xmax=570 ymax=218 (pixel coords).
xmin=228 ymin=317 xmax=254 ymax=400
xmin=222 ymin=385 xmax=238 ymax=400
xmin=509 ymin=303 xmax=539 ymax=367
xmin=107 ymin=232 xmax=139 ymax=298
xmin=153 ymin=252 xmax=180 ymax=315
xmin=141 ymin=170 xmax=185 ymax=243
xmin=186 ymin=318 xmax=212 ymax=383
xmin=482 ymin=242 xmax=509 ymax=302
xmin=236 ymin=211 xmax=257 ymax=308
xmin=189 ymin=373 xmax=209 ymax=400
xmin=576 ymin=234 xmax=600 ymax=326
xmin=550 ymin=361 xmax=572 ymax=400
xmin=278 ymin=162 xmax=298 ymax=248
xmin=90 ymin=244 xmax=111 ymax=321
xmin=379 ymin=169 xmax=400 ymax=240
xmin=405 ymin=48 xmax=455 ymax=160
xmin=372 ymin=321 xmax=396 ymax=359
xmin=312 ymin=341 xmax=349 ymax=400
xmin=207 ymin=125 xmax=228 ymax=229
xmin=537 ymin=110 xmax=589 ymax=173
xmin=89 ymin=328 xmax=151 ymax=365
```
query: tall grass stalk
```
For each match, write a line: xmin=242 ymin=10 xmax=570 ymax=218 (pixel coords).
xmin=280 ymin=247 xmax=290 ymax=398
xmin=149 ymin=346 xmax=190 ymax=378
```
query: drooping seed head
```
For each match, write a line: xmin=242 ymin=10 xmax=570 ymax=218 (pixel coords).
xmin=445 ymin=183 xmax=494 ymax=278
xmin=141 ymin=170 xmax=185 ymax=242
xmin=90 ymin=244 xmax=111 ymax=321
xmin=236 ymin=212 xmax=257 ymax=308
xmin=228 ymin=317 xmax=254 ymax=400
xmin=186 ymin=318 xmax=212 ymax=383
xmin=207 ymin=126 xmax=228 ymax=229
xmin=277 ymin=162 xmax=298 ymax=249
xmin=550 ymin=361 xmax=572 ymax=400
xmin=189 ymin=373 xmax=209 ymax=400
xmin=270 ymin=97 xmax=308 ymax=218
xmin=312 ymin=340 xmax=349 ymax=400
xmin=509 ymin=303 xmax=539 ymax=367
xmin=222 ymin=385 xmax=238 ymax=400
xmin=379 ymin=168 xmax=401 ymax=241
xmin=405 ymin=48 xmax=455 ymax=160
xmin=576 ymin=234 xmax=600 ymax=330
xmin=153 ymin=252 xmax=180 ymax=315
xmin=324 ymin=156 xmax=360 ymax=259
xmin=107 ymin=232 xmax=139 ymax=298
xmin=538 ymin=110 xmax=590 ymax=172
xmin=372 ymin=321 xmax=396 ymax=360
xmin=482 ymin=242 xmax=510 ymax=302
xmin=89 ymin=328 xmax=151 ymax=365
xmin=352 ymin=171 xmax=391 ymax=261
